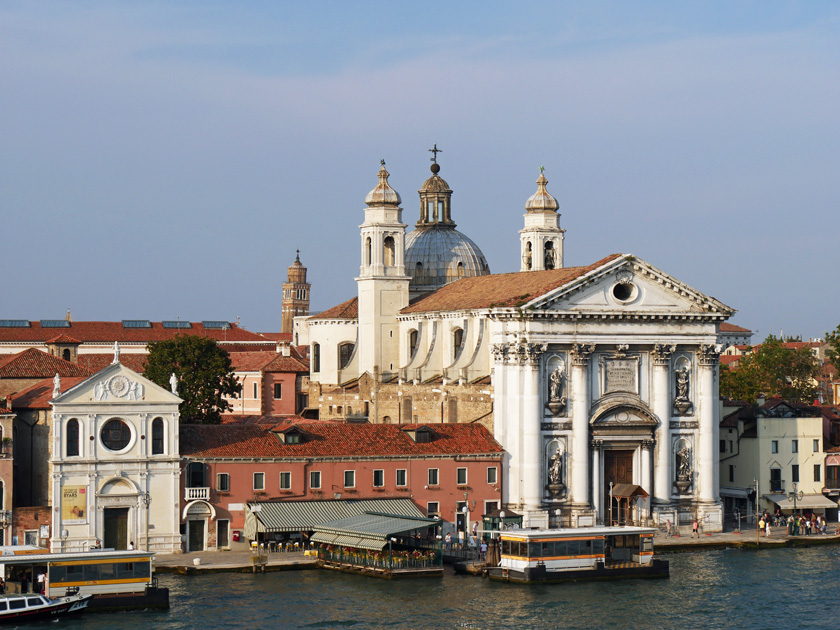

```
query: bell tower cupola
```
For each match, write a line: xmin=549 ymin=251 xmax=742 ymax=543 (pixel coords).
xmin=519 ymin=167 xmax=565 ymax=271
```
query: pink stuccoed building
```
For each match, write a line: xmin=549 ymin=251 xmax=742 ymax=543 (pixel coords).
xmin=179 ymin=421 xmax=504 ymax=552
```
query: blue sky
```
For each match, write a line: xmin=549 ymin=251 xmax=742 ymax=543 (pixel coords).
xmin=2 ymin=1 xmax=838 ymax=340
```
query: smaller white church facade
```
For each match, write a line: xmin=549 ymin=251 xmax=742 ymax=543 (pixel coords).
xmin=49 ymin=360 xmax=182 ymax=553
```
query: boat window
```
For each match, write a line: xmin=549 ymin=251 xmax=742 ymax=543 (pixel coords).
xmin=593 ymin=539 xmax=605 ymax=555
xmin=9 ymin=600 xmax=25 ymax=610
xmin=27 ymin=597 xmax=42 ymax=606
xmin=0 ymin=601 xmax=7 ymax=610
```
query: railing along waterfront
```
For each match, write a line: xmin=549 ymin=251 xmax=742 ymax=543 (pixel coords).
xmin=318 ymin=545 xmax=441 ymax=570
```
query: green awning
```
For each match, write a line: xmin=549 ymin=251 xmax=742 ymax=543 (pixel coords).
xmin=310 ymin=512 xmax=439 ymax=551
xmin=310 ymin=533 xmax=386 ymax=551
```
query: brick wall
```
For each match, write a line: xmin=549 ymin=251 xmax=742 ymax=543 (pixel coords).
xmin=12 ymin=506 xmax=51 ymax=547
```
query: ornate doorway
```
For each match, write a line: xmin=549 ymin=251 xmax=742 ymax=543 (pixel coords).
xmin=604 ymin=450 xmax=633 ymax=524
xmin=103 ymin=507 xmax=128 ymax=549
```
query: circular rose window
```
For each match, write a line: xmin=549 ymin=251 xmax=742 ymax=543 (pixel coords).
xmin=101 ymin=419 xmax=131 ymax=451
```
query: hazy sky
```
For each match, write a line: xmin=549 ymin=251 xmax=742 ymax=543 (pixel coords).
xmin=2 ymin=1 xmax=838 ymax=340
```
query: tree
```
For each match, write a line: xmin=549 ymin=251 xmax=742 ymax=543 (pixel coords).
xmin=720 ymin=334 xmax=820 ymax=404
xmin=144 ymin=335 xmax=241 ymax=424
xmin=827 ymin=324 xmax=840 ymax=374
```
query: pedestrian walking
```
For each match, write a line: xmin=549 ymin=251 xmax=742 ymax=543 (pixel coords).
xmin=666 ymin=519 xmax=672 ymax=537
xmin=692 ymin=519 xmax=698 ymax=538
xmin=759 ymin=517 xmax=765 ymax=537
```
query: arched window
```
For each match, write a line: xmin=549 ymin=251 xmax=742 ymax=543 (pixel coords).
xmin=524 ymin=241 xmax=533 ymax=270
xmin=544 ymin=241 xmax=555 ymax=270
xmin=62 ymin=349 xmax=71 ymax=362
xmin=415 ymin=262 xmax=424 ymax=283
xmin=339 ymin=343 xmax=354 ymax=369
xmin=384 ymin=236 xmax=395 ymax=266
xmin=152 ymin=418 xmax=164 ymax=455
xmin=457 ymin=262 xmax=465 ymax=278
xmin=365 ymin=237 xmax=372 ymax=266
xmin=453 ymin=328 xmax=464 ymax=359
xmin=408 ymin=329 xmax=419 ymax=358
xmin=66 ymin=419 xmax=79 ymax=456
xmin=312 ymin=343 xmax=321 ymax=373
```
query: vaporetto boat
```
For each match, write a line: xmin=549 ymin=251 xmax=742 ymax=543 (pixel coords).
xmin=487 ymin=525 xmax=669 ymax=583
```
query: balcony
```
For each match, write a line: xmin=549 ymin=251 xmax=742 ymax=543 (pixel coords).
xmin=185 ymin=487 xmax=210 ymax=501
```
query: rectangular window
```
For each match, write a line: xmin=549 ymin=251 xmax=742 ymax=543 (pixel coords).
xmin=456 ymin=467 xmax=467 ymax=485
xmin=719 ymin=440 xmax=726 ymax=453
xmin=253 ymin=382 xmax=259 ymax=399
xmin=309 ymin=471 xmax=321 ymax=490
xmin=729 ymin=440 xmax=733 ymax=453
xmin=792 ymin=465 xmax=800 ymax=483
xmin=828 ymin=466 xmax=840 ymax=489
xmin=217 ymin=520 xmax=230 ymax=548
xmin=253 ymin=472 xmax=265 ymax=491
xmin=485 ymin=500 xmax=499 ymax=515
xmin=814 ymin=465 xmax=821 ymax=483
xmin=428 ymin=468 xmax=439 ymax=486
xmin=279 ymin=472 xmax=291 ymax=490
xmin=427 ymin=502 xmax=439 ymax=517
xmin=792 ymin=440 xmax=799 ymax=453
xmin=814 ymin=439 xmax=820 ymax=453
xmin=729 ymin=465 xmax=734 ymax=483
xmin=274 ymin=383 xmax=282 ymax=399
xmin=216 ymin=473 xmax=230 ymax=492
xmin=770 ymin=468 xmax=782 ymax=492
xmin=771 ymin=440 xmax=779 ymax=454
xmin=373 ymin=470 xmax=385 ymax=487
xmin=396 ymin=469 xmax=407 ymax=486
xmin=487 ymin=467 xmax=498 ymax=485
xmin=344 ymin=470 xmax=355 ymax=488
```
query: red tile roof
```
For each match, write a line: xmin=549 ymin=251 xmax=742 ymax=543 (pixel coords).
xmin=10 ymin=377 xmax=88 ymax=409
xmin=258 ymin=333 xmax=292 ymax=342
xmin=228 ymin=350 xmax=309 ymax=373
xmin=44 ymin=334 xmax=81 ymax=344
xmin=180 ymin=422 xmax=503 ymax=458
xmin=719 ymin=323 xmax=752 ymax=333
xmin=720 ymin=355 xmax=741 ymax=367
xmin=401 ymin=254 xmax=623 ymax=313
xmin=0 ymin=321 xmax=267 ymax=344
xmin=309 ymin=297 xmax=358 ymax=320
xmin=77 ymin=354 xmax=148 ymax=374
xmin=0 ymin=349 xmax=92 ymax=379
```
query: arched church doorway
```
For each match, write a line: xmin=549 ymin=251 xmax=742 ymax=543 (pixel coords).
xmin=604 ymin=450 xmax=633 ymax=524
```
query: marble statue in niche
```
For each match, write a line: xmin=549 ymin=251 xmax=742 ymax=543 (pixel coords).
xmin=673 ymin=357 xmax=694 ymax=416
xmin=546 ymin=444 xmax=566 ymax=498
xmin=675 ymin=440 xmax=692 ymax=494
xmin=545 ymin=357 xmax=567 ymax=416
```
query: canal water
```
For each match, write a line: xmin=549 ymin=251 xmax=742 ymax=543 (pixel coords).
xmin=20 ymin=546 xmax=840 ymax=629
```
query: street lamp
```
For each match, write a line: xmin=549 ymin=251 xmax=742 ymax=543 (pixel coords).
xmin=788 ymin=482 xmax=804 ymax=520
xmin=142 ymin=492 xmax=151 ymax=551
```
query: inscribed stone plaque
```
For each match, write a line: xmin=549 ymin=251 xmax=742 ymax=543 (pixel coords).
xmin=605 ymin=359 xmax=638 ymax=394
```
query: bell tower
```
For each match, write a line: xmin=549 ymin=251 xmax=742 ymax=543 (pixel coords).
xmin=281 ymin=250 xmax=310 ymax=335
xmin=519 ymin=167 xmax=565 ymax=271
xmin=356 ymin=161 xmax=410 ymax=380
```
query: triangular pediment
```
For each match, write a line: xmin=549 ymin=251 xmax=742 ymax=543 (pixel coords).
xmin=526 ymin=254 xmax=733 ymax=320
xmin=52 ymin=362 xmax=182 ymax=406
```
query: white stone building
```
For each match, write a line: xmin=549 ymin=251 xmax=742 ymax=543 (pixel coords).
xmin=49 ymin=358 xmax=182 ymax=552
xmin=307 ymin=155 xmax=735 ymax=531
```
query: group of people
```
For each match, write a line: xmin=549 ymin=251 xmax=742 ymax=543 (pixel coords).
xmin=758 ymin=510 xmax=829 ymax=537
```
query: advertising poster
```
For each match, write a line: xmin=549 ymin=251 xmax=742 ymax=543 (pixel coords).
xmin=61 ymin=485 xmax=87 ymax=524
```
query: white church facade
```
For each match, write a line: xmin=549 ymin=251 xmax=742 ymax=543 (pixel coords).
xmin=306 ymin=153 xmax=734 ymax=531
xmin=49 ymin=357 xmax=182 ymax=552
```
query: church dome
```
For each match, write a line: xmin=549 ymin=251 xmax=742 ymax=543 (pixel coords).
xmin=365 ymin=161 xmax=401 ymax=206
xmin=525 ymin=171 xmax=559 ymax=212
xmin=405 ymin=226 xmax=490 ymax=292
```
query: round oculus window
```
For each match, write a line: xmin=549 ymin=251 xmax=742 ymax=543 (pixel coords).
xmin=611 ymin=282 xmax=636 ymax=303
xmin=101 ymin=419 xmax=131 ymax=451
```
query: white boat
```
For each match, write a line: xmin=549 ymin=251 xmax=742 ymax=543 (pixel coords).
xmin=0 ymin=592 xmax=92 ymax=624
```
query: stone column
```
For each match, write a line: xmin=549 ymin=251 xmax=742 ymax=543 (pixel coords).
xmin=491 ymin=344 xmax=511 ymax=507
xmin=516 ymin=342 xmax=547 ymax=511
xmin=591 ymin=440 xmax=603 ymax=521
xmin=570 ymin=344 xmax=595 ymax=508
xmin=698 ymin=344 xmax=721 ymax=502
xmin=652 ymin=344 xmax=675 ymax=505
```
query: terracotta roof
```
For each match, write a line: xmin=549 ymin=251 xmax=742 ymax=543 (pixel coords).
xmin=720 ymin=355 xmax=741 ymax=367
xmin=309 ymin=297 xmax=358 ymax=320
xmin=0 ymin=349 xmax=92 ymax=379
xmin=258 ymin=333 xmax=293 ymax=342
xmin=401 ymin=254 xmax=623 ymax=313
xmin=719 ymin=323 xmax=751 ymax=333
xmin=10 ymin=377 xmax=88 ymax=409
xmin=44 ymin=334 xmax=81 ymax=344
xmin=228 ymin=351 xmax=309 ymax=373
xmin=0 ymin=321 xmax=266 ymax=344
xmin=180 ymin=422 xmax=504 ymax=458
xmin=77 ymin=354 xmax=148 ymax=374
